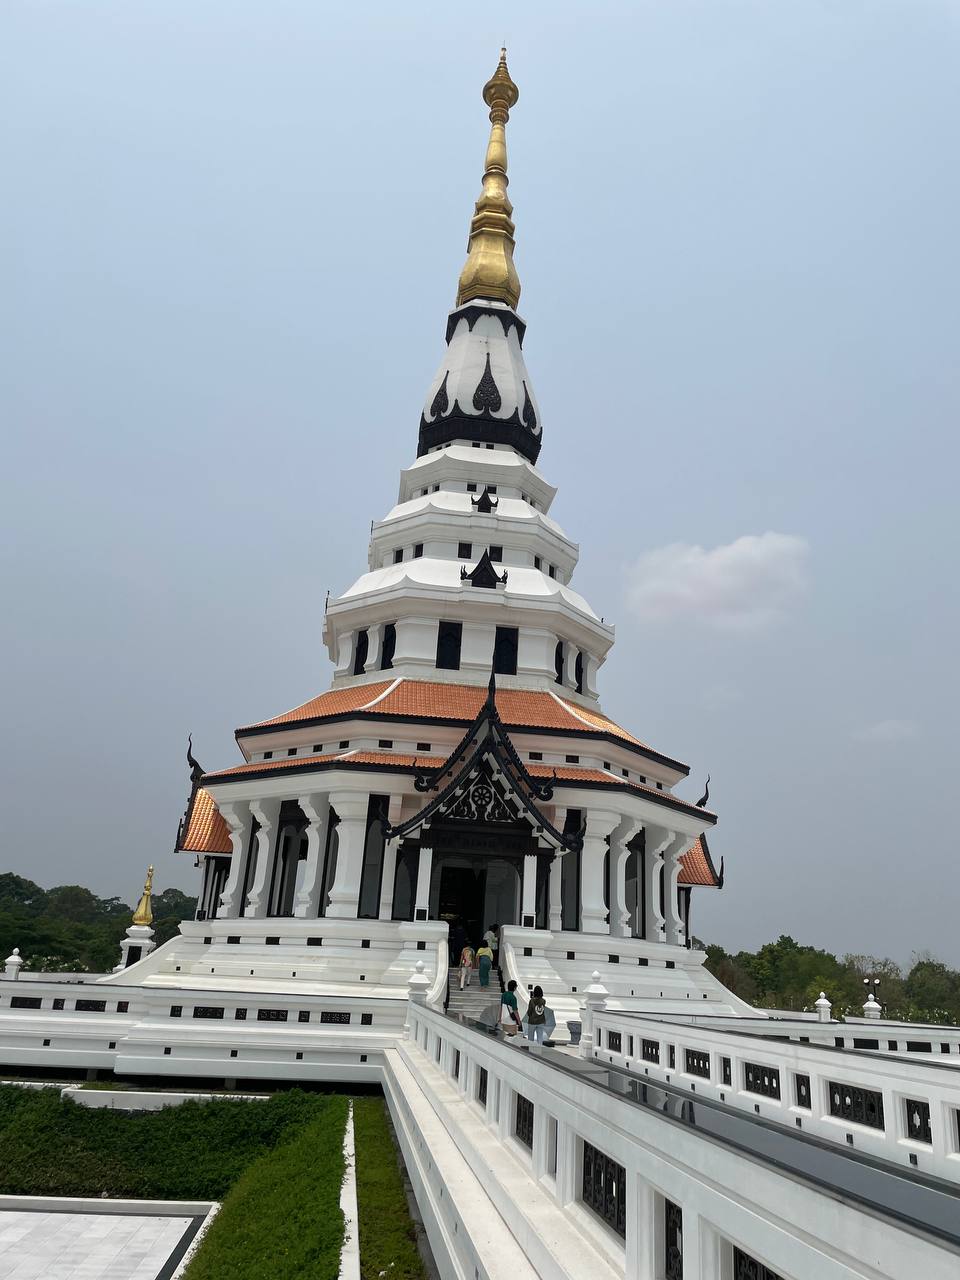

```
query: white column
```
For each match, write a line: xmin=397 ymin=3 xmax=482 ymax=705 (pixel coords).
xmin=244 ymin=798 xmax=282 ymax=918
xmin=584 ymin=652 xmax=600 ymax=700
xmin=663 ymin=833 xmax=687 ymax=946
xmin=293 ymin=793 xmax=330 ymax=917
xmin=521 ymin=853 xmax=538 ymax=926
xmin=580 ymin=809 xmax=620 ymax=934
xmin=610 ymin=817 xmax=642 ymax=939
xmin=378 ymin=795 xmax=405 ymax=920
xmin=217 ymin=801 xmax=254 ymax=917
xmin=414 ymin=843 xmax=433 ymax=920
xmin=563 ymin=644 xmax=579 ymax=690
xmin=630 ymin=1174 xmax=657 ymax=1280
xmin=365 ymin=622 xmax=383 ymax=672
xmin=548 ymin=855 xmax=563 ymax=932
xmin=644 ymin=827 xmax=673 ymax=943
xmin=325 ymin=792 xmax=370 ymax=918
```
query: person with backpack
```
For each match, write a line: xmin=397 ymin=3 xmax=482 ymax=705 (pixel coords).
xmin=525 ymin=985 xmax=550 ymax=1044
xmin=499 ymin=979 xmax=523 ymax=1036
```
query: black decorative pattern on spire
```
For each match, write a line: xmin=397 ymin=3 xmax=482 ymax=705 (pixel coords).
xmin=472 ymin=353 xmax=502 ymax=413
xmin=521 ymin=380 xmax=538 ymax=431
xmin=429 ymin=371 xmax=449 ymax=419
xmin=460 ymin=549 xmax=507 ymax=589
xmin=471 ymin=486 xmax=499 ymax=514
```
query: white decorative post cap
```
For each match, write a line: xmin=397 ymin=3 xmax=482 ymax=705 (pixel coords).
xmin=815 ymin=991 xmax=832 ymax=1022
xmin=4 ymin=948 xmax=22 ymax=979
xmin=408 ymin=958 xmax=431 ymax=998
xmin=585 ymin=970 xmax=608 ymax=1001
xmin=863 ymin=993 xmax=882 ymax=1019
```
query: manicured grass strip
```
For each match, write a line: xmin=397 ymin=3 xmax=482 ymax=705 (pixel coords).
xmin=353 ymin=1096 xmax=428 ymax=1280
xmin=184 ymin=1095 xmax=348 ymax=1280
xmin=0 ymin=1084 xmax=334 ymax=1200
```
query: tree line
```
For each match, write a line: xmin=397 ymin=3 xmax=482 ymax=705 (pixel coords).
xmin=0 ymin=873 xmax=196 ymax=973
xmin=703 ymin=933 xmax=960 ymax=1024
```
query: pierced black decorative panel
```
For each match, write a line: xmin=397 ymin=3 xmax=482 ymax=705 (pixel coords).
xmin=75 ymin=1000 xmax=107 ymax=1013
xmin=828 ymin=1080 xmax=884 ymax=1130
xmin=581 ymin=1141 xmax=626 ymax=1237
xmin=192 ymin=1006 xmax=225 ymax=1019
xmin=298 ymin=1011 xmax=310 ymax=1024
xmin=722 ymin=1056 xmax=732 ymax=1086
xmin=905 ymin=1097 xmax=932 ymax=1144
xmin=515 ymin=1093 xmax=534 ymax=1149
xmin=685 ymin=1049 xmax=710 ymax=1079
xmin=472 ymin=353 xmax=502 ymax=412
xmin=320 ymin=1011 xmax=351 ymax=1024
xmin=257 ymin=1008 xmax=288 ymax=1022
xmin=743 ymin=1062 xmax=781 ymax=1099
xmin=453 ymin=1049 xmax=461 ymax=1080
xmin=642 ymin=1038 xmax=660 ymax=1064
xmin=733 ymin=1247 xmax=784 ymax=1280
xmin=361 ymin=1013 xmax=373 ymax=1026
xmin=665 ymin=1198 xmax=683 ymax=1279
xmin=10 ymin=997 xmax=41 ymax=1009
xmin=52 ymin=998 xmax=65 ymax=1011
xmin=234 ymin=1008 xmax=247 ymax=1020
xmin=477 ymin=1066 xmax=488 ymax=1107
xmin=116 ymin=1001 xmax=129 ymax=1013
xmin=795 ymin=1074 xmax=811 ymax=1108
xmin=607 ymin=1031 xmax=622 ymax=1053
xmin=169 ymin=1006 xmax=183 ymax=1018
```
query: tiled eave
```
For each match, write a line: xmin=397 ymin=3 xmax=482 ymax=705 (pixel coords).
xmin=203 ymin=752 xmax=716 ymax=824
xmin=236 ymin=706 xmax=689 ymax=777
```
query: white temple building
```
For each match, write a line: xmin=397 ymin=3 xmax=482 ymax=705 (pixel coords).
xmin=3 ymin=51 xmax=959 ymax=1280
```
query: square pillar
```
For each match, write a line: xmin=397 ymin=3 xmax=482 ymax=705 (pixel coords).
xmin=548 ymin=855 xmax=563 ymax=932
xmin=521 ymin=853 xmax=538 ymax=927
xmin=217 ymin=801 xmax=254 ymax=918
xmin=580 ymin=808 xmax=621 ymax=934
xmin=293 ymin=793 xmax=330 ymax=917
xmin=378 ymin=796 xmax=405 ymax=920
xmin=414 ymin=843 xmax=433 ymax=921
xmin=244 ymin=798 xmax=282 ymax=919
xmin=325 ymin=792 xmax=370 ymax=918
xmin=610 ymin=817 xmax=642 ymax=939
xmin=644 ymin=827 xmax=674 ymax=943
xmin=663 ymin=834 xmax=688 ymax=946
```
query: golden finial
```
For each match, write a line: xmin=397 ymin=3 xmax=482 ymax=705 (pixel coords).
xmin=456 ymin=48 xmax=521 ymax=310
xmin=132 ymin=865 xmax=154 ymax=927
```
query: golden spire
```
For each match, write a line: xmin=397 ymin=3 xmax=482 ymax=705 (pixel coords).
xmin=132 ymin=865 xmax=154 ymax=927
xmin=456 ymin=49 xmax=521 ymax=310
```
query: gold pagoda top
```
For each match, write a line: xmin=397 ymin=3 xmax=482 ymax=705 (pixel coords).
xmin=132 ymin=865 xmax=154 ymax=927
xmin=456 ymin=49 xmax=521 ymax=310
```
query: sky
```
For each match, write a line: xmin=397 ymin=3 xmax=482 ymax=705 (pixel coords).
xmin=2 ymin=1 xmax=958 ymax=965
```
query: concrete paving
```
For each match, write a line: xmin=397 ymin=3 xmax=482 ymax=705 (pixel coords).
xmin=0 ymin=1209 xmax=195 ymax=1279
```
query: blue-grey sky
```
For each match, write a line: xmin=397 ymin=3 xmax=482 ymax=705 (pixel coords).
xmin=3 ymin=2 xmax=958 ymax=964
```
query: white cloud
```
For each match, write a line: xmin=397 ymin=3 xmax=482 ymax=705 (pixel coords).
xmin=852 ymin=719 xmax=919 ymax=744
xmin=624 ymin=532 xmax=810 ymax=630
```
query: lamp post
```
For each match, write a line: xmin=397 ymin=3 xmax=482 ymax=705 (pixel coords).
xmin=863 ymin=976 xmax=882 ymax=1019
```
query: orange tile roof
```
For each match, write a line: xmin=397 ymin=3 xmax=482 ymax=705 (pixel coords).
xmin=179 ymin=788 xmax=232 ymax=855
xmin=242 ymin=681 xmax=394 ymax=729
xmin=205 ymin=751 xmax=446 ymax=781
xmin=679 ymin=836 xmax=720 ymax=887
xmin=238 ymin=679 xmax=681 ymax=767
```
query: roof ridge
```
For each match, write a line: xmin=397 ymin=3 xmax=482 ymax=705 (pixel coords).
xmin=359 ymin=676 xmax=404 ymax=710
xmin=547 ymin=688 xmax=598 ymax=730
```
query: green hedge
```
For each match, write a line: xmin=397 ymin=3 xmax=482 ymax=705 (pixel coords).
xmin=354 ymin=1097 xmax=427 ymax=1280
xmin=184 ymin=1098 xmax=347 ymax=1280
xmin=0 ymin=1085 xmax=338 ymax=1200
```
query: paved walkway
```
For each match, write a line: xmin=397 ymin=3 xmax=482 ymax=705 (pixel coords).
xmin=0 ymin=1209 xmax=195 ymax=1279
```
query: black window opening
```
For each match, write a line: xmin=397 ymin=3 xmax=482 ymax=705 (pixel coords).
xmin=548 ymin=565 xmax=556 ymax=579
xmin=607 ymin=1031 xmax=622 ymax=1053
xmin=534 ymin=555 xmax=542 ymax=570
xmin=575 ymin=649 xmax=584 ymax=694
xmin=413 ymin=543 xmax=423 ymax=558
xmin=582 ymin=1141 xmax=626 ymax=1238
xmin=642 ymin=1038 xmax=660 ymax=1064
xmin=554 ymin=639 xmax=564 ymax=684
xmin=794 ymin=1074 xmax=811 ymax=1108
xmin=380 ymin=623 xmax=396 ymax=670
xmin=458 ymin=541 xmax=473 ymax=558
xmin=353 ymin=628 xmax=369 ymax=676
xmin=11 ymin=997 xmax=42 ymax=1010
xmin=489 ymin=545 xmax=503 ymax=562
xmin=828 ymin=1081 xmax=884 ymax=1130
xmin=665 ymin=1199 xmax=683 ymax=1280
xmin=357 ymin=795 xmax=389 ymax=920
xmin=744 ymin=1062 xmax=781 ymax=1099
xmin=722 ymin=1056 xmax=732 ymax=1086
xmin=733 ymin=1247 xmax=785 ymax=1280
xmin=905 ymin=1098 xmax=933 ymax=1144
xmin=393 ymin=548 xmax=404 ymax=564
xmin=436 ymin=620 xmax=463 ymax=670
xmin=515 ymin=1093 xmax=534 ymax=1149
xmin=560 ymin=809 xmax=582 ymax=931
xmin=477 ymin=1066 xmax=488 ymax=1106
xmin=685 ymin=1048 xmax=710 ymax=1079
xmin=493 ymin=626 xmax=518 ymax=676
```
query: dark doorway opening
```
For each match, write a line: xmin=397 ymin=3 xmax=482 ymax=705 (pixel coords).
xmin=437 ymin=863 xmax=486 ymax=958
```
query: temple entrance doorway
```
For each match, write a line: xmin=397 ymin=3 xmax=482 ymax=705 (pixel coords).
xmin=429 ymin=852 xmax=522 ymax=952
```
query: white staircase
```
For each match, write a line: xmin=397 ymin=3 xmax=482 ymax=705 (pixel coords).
xmin=446 ymin=969 xmax=500 ymax=1020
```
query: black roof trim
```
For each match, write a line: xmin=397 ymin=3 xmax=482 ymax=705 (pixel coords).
xmin=417 ymin=407 xmax=541 ymax=464
xmin=235 ymin=707 xmax=690 ymax=777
